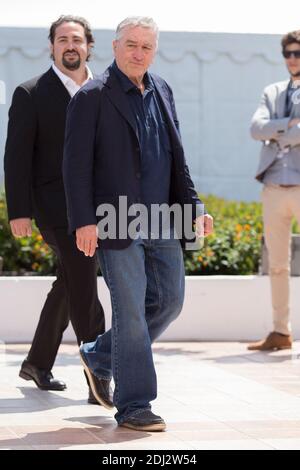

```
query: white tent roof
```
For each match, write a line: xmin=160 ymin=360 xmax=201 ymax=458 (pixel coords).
xmin=1 ymin=0 xmax=300 ymax=34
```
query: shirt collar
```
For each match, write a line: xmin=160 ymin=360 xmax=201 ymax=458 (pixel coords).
xmin=111 ymin=60 xmax=153 ymax=94
xmin=52 ymin=63 xmax=93 ymax=87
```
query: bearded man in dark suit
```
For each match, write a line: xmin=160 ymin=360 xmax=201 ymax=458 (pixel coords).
xmin=4 ymin=15 xmax=105 ymax=402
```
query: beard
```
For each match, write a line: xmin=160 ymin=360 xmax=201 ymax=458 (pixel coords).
xmin=62 ymin=51 xmax=81 ymax=70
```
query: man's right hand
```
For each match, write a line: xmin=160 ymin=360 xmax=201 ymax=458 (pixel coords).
xmin=76 ymin=225 xmax=98 ymax=257
xmin=10 ymin=218 xmax=32 ymax=238
xmin=288 ymin=118 xmax=300 ymax=129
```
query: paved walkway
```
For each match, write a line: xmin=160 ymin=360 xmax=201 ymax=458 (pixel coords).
xmin=1 ymin=342 xmax=300 ymax=450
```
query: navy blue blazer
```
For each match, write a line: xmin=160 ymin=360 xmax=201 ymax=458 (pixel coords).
xmin=63 ymin=64 xmax=204 ymax=249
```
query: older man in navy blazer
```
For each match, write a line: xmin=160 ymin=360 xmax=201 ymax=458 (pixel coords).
xmin=63 ymin=16 xmax=213 ymax=431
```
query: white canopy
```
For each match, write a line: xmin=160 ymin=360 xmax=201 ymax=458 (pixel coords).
xmin=0 ymin=0 xmax=299 ymax=34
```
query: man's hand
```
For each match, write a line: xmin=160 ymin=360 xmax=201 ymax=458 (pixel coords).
xmin=195 ymin=214 xmax=214 ymax=238
xmin=288 ymin=118 xmax=300 ymax=129
xmin=10 ymin=218 xmax=32 ymax=237
xmin=76 ymin=224 xmax=98 ymax=257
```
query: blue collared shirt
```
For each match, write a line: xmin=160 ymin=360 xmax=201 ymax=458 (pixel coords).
xmin=112 ymin=61 xmax=172 ymax=210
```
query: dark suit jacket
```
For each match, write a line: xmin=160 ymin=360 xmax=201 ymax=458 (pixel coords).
xmin=63 ymin=64 xmax=204 ymax=249
xmin=4 ymin=67 xmax=74 ymax=228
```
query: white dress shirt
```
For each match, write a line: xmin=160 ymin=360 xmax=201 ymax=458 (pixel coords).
xmin=52 ymin=63 xmax=93 ymax=97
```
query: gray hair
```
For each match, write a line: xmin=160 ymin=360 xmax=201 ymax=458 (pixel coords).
xmin=115 ymin=16 xmax=159 ymax=47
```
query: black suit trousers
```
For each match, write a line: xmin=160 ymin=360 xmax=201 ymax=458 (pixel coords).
xmin=27 ymin=227 xmax=105 ymax=370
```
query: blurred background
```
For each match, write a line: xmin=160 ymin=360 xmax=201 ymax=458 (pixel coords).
xmin=1 ymin=0 xmax=299 ymax=201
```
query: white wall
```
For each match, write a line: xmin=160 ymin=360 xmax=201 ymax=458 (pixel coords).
xmin=1 ymin=276 xmax=300 ymax=343
xmin=0 ymin=28 xmax=289 ymax=201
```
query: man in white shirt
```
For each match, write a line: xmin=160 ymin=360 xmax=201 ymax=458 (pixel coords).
xmin=4 ymin=16 xmax=107 ymax=403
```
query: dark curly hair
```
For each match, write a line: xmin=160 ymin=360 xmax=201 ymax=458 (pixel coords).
xmin=281 ymin=30 xmax=300 ymax=52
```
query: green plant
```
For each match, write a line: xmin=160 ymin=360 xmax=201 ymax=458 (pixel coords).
xmin=0 ymin=194 xmax=56 ymax=274
xmin=184 ymin=194 xmax=299 ymax=275
xmin=0 ymin=192 xmax=299 ymax=275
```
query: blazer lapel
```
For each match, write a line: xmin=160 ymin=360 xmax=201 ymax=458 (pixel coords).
xmin=102 ymin=67 xmax=181 ymax=148
xmin=276 ymin=80 xmax=289 ymax=118
xmin=104 ymin=68 xmax=139 ymax=142
xmin=275 ymin=79 xmax=300 ymax=119
xmin=152 ymin=78 xmax=182 ymax=145
xmin=44 ymin=67 xmax=71 ymax=106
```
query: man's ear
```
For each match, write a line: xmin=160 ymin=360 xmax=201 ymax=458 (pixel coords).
xmin=49 ymin=43 xmax=54 ymax=60
xmin=112 ymin=40 xmax=117 ymax=54
xmin=87 ymin=44 xmax=92 ymax=60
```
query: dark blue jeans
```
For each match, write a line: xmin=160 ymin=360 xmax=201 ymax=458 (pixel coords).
xmin=81 ymin=236 xmax=185 ymax=424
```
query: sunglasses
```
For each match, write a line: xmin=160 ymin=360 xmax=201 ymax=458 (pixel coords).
xmin=283 ymin=50 xmax=300 ymax=59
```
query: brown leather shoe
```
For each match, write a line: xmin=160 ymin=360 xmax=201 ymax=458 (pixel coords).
xmin=248 ymin=332 xmax=292 ymax=351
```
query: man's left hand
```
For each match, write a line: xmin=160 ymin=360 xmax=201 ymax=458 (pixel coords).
xmin=195 ymin=214 xmax=214 ymax=238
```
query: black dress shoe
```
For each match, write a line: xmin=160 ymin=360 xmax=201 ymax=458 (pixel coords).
xmin=119 ymin=410 xmax=166 ymax=432
xmin=19 ymin=359 xmax=66 ymax=391
xmin=79 ymin=346 xmax=114 ymax=409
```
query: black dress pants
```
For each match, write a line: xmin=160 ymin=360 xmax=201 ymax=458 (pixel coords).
xmin=27 ymin=227 xmax=105 ymax=370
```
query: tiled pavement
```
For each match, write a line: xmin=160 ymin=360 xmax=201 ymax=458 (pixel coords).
xmin=1 ymin=342 xmax=300 ymax=450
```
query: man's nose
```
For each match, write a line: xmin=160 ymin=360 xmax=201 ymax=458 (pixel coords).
xmin=133 ymin=48 xmax=144 ymax=60
xmin=66 ymin=41 xmax=77 ymax=50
